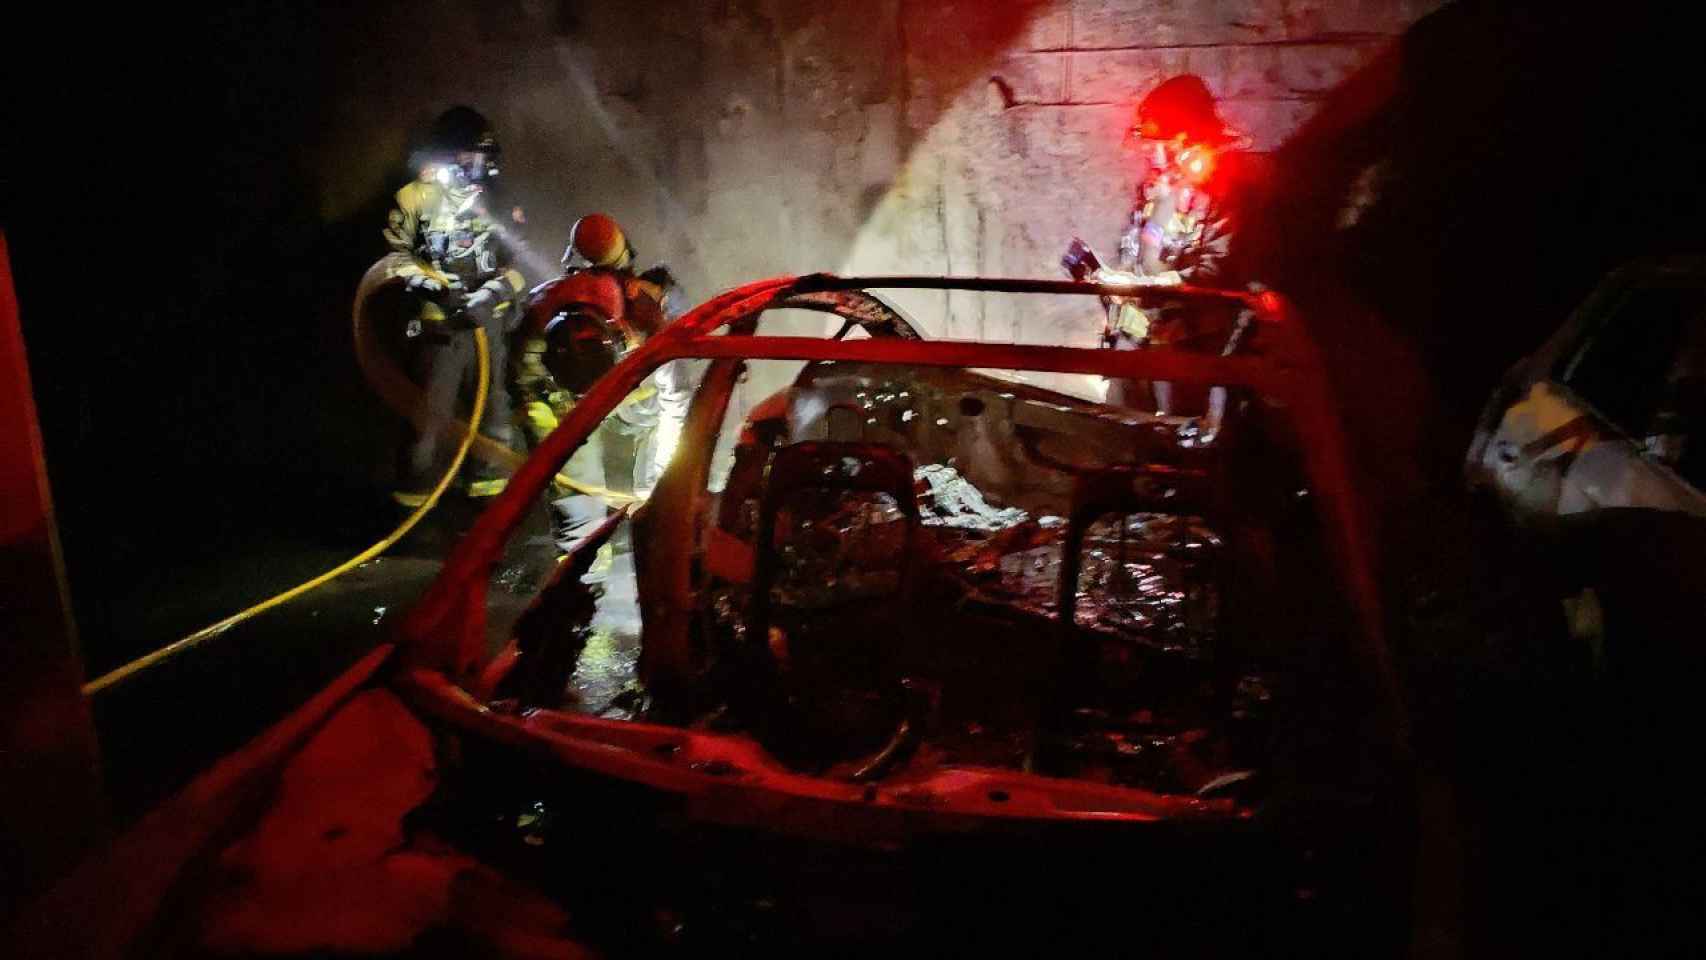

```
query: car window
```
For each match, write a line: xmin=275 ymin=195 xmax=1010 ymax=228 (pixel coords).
xmin=1655 ymin=310 xmax=1706 ymax=490
xmin=1561 ymin=284 xmax=1706 ymax=465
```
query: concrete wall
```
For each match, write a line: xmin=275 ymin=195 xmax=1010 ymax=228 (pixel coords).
xmin=314 ymin=0 xmax=1440 ymax=359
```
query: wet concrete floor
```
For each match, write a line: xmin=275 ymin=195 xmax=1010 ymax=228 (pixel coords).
xmin=86 ymin=490 xmax=567 ymax=820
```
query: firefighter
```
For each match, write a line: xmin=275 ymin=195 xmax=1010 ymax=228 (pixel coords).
xmin=1073 ymin=74 xmax=1247 ymax=414
xmin=386 ymin=106 xmax=528 ymax=506
xmin=515 ymin=214 xmax=690 ymax=564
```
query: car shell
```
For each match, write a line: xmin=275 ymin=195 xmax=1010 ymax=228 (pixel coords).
xmin=395 ymin=273 xmax=1402 ymax=838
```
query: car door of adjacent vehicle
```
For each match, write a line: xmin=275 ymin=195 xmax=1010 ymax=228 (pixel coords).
xmin=1545 ymin=281 xmax=1706 ymax=517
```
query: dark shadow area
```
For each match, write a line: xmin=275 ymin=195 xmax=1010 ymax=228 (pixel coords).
xmin=1247 ymin=3 xmax=1706 ymax=955
xmin=0 ymin=7 xmax=521 ymax=825
xmin=1258 ymin=0 xmax=1706 ymax=497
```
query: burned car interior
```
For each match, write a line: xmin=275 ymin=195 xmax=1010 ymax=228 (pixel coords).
xmin=659 ymin=356 xmax=1320 ymax=795
xmin=385 ymin=276 xmax=1399 ymax=897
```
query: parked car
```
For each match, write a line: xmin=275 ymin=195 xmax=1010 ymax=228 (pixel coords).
xmin=1466 ymin=257 xmax=1706 ymax=521
xmin=1456 ymin=258 xmax=1706 ymax=957
xmin=1460 ymin=258 xmax=1706 ymax=669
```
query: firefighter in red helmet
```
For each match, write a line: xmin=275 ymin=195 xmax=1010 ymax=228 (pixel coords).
xmin=1063 ymin=74 xmax=1250 ymax=415
xmin=1118 ymin=75 xmax=1241 ymax=289
xmin=562 ymin=213 xmax=634 ymax=270
xmin=513 ymin=214 xmax=690 ymax=569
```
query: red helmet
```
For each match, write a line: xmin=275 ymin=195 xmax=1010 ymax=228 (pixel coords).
xmin=1133 ymin=74 xmax=1237 ymax=146
xmin=563 ymin=214 xmax=633 ymax=269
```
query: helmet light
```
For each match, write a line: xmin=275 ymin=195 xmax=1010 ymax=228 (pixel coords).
xmin=1178 ymin=144 xmax=1215 ymax=185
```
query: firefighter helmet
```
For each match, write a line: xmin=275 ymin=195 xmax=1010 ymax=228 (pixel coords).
xmin=1133 ymin=75 xmax=1237 ymax=145
xmin=424 ymin=106 xmax=501 ymax=182
xmin=563 ymin=214 xmax=633 ymax=269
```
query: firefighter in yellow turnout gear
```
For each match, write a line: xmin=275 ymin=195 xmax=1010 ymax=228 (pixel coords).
xmin=387 ymin=106 xmax=528 ymax=506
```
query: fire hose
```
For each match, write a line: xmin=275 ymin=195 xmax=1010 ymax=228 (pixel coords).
xmin=82 ymin=257 xmax=635 ymax=695
xmin=351 ymin=255 xmax=640 ymax=506
xmin=82 ymin=323 xmax=492 ymax=696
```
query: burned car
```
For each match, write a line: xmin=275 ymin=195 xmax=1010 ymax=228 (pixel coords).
xmin=390 ymin=275 xmax=1411 ymax=952
xmin=30 ymin=276 xmax=1411 ymax=957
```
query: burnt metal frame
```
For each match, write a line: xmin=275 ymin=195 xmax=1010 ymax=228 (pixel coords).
xmin=392 ymin=274 xmax=1399 ymax=823
xmin=13 ymin=277 xmax=1400 ymax=956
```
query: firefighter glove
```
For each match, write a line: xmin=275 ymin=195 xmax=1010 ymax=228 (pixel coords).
xmin=406 ymin=273 xmax=449 ymax=297
xmin=453 ymin=277 xmax=514 ymax=329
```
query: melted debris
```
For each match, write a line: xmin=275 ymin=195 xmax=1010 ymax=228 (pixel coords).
xmin=772 ymin=490 xmax=908 ymax=609
xmin=1073 ymin=513 xmax=1222 ymax=656
xmin=913 ymin=463 xmax=1030 ymax=531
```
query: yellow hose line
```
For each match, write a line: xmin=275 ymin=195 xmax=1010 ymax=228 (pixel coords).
xmin=82 ymin=330 xmax=496 ymax=697
xmin=350 ymin=257 xmax=640 ymax=506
